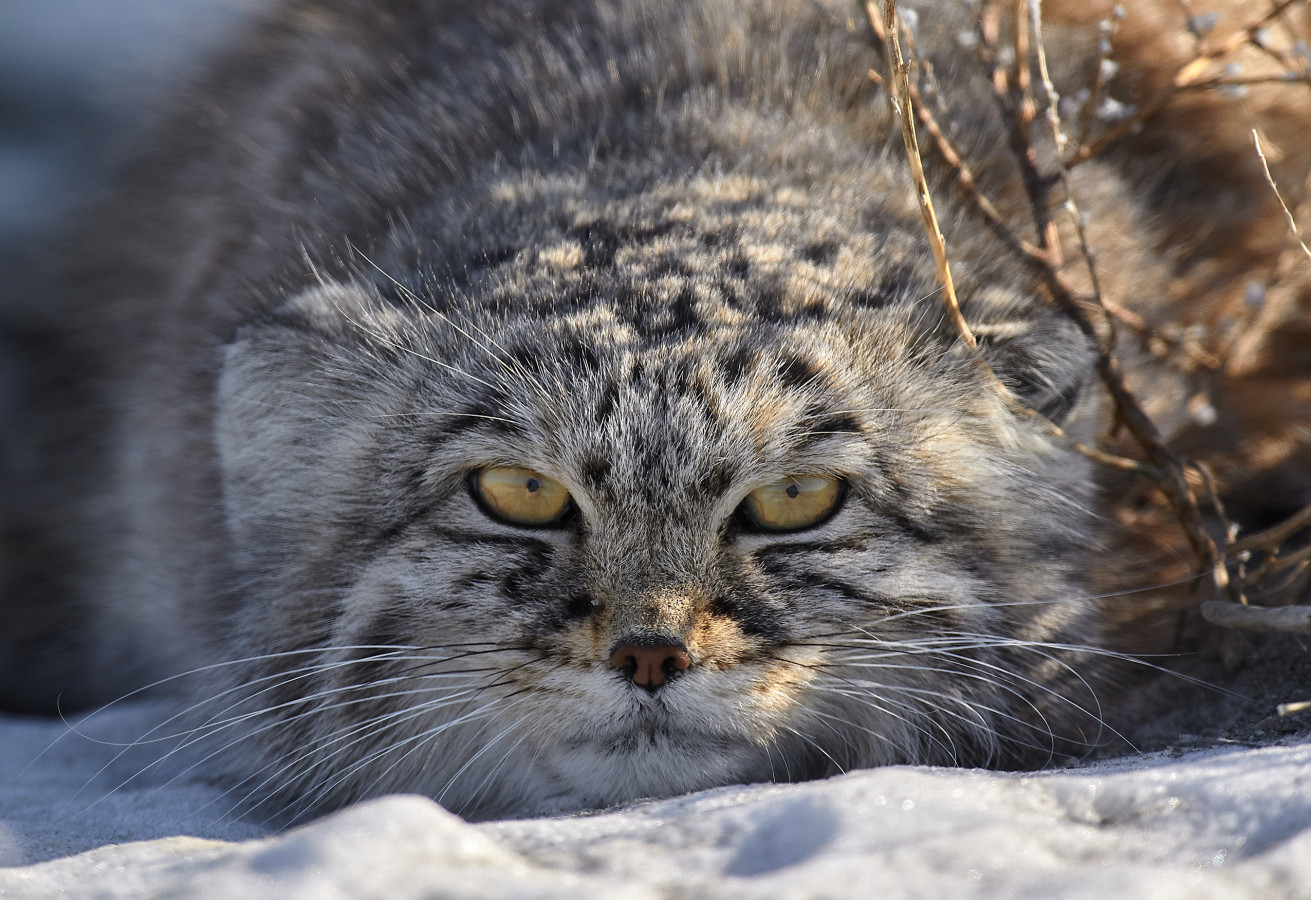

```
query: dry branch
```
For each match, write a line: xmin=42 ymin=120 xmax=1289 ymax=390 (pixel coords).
xmin=1068 ymin=0 xmax=1310 ymax=169
xmin=865 ymin=3 xmax=1157 ymax=476
xmin=868 ymin=0 xmax=977 ymax=355
xmin=1226 ymin=502 xmax=1311 ymax=556
xmin=983 ymin=0 xmax=1227 ymax=594
xmin=1200 ymin=600 xmax=1311 ymax=633
xmin=1254 ymin=128 xmax=1311 ymax=263
xmin=867 ymin=0 xmax=1311 ymax=631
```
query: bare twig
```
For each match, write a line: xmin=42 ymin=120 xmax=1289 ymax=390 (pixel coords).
xmin=872 ymin=0 xmax=1308 ymax=612
xmin=1227 ymin=502 xmax=1311 ymax=555
xmin=1069 ymin=0 xmax=1309 ymax=169
xmin=863 ymin=9 xmax=1165 ymax=478
xmin=1099 ymin=298 xmax=1223 ymax=370
xmin=1267 ymin=542 xmax=1311 ymax=574
xmin=996 ymin=0 xmax=1226 ymax=591
xmin=1075 ymin=13 xmax=1123 ymax=146
xmin=1200 ymin=600 xmax=1311 ymax=633
xmin=1173 ymin=0 xmax=1306 ymax=85
xmin=1179 ymin=73 xmax=1311 ymax=89
xmin=864 ymin=46 xmax=1221 ymax=373
xmin=869 ymin=0 xmax=978 ymax=355
xmin=999 ymin=1 xmax=1062 ymax=266
xmin=1253 ymin=128 xmax=1311 ymax=263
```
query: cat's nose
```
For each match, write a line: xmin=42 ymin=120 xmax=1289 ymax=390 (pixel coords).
xmin=609 ymin=640 xmax=691 ymax=692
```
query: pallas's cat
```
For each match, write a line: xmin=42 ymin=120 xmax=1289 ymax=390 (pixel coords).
xmin=1 ymin=0 xmax=1308 ymax=820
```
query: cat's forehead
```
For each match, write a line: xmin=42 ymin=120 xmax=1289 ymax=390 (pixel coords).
xmin=432 ymin=302 xmax=933 ymax=499
xmin=389 ymin=169 xmax=972 ymax=491
xmin=415 ymin=160 xmax=939 ymax=325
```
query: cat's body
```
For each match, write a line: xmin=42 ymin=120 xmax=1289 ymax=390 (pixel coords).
xmin=2 ymin=0 xmax=1309 ymax=820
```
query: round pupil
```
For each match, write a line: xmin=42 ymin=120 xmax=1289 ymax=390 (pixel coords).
xmin=786 ymin=484 xmax=799 ymax=499
xmin=525 ymin=478 xmax=540 ymax=493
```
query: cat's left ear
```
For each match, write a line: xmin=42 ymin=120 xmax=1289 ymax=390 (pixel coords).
xmin=966 ymin=288 xmax=1096 ymax=427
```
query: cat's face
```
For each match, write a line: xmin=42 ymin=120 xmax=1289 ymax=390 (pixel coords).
xmin=212 ymin=181 xmax=1099 ymax=820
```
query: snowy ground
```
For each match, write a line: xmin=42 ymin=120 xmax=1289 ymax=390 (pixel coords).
xmin=1 ymin=702 xmax=1310 ymax=898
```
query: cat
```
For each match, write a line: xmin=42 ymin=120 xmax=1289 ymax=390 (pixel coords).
xmin=1 ymin=0 xmax=1308 ymax=821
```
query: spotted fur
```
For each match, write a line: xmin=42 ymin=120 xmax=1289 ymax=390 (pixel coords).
xmin=1 ymin=0 xmax=1307 ymax=819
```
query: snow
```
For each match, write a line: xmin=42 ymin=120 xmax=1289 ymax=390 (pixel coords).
xmin=1 ymin=702 xmax=1309 ymax=898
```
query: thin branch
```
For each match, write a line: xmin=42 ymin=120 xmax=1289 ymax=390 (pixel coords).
xmin=869 ymin=0 xmax=978 ymax=354
xmin=865 ymin=2 xmax=1199 ymax=483
xmin=1075 ymin=13 xmax=1122 ymax=146
xmin=1178 ymin=73 xmax=1311 ymax=89
xmin=1200 ymin=600 xmax=1311 ymax=633
xmin=1227 ymin=502 xmax=1311 ymax=555
xmin=1068 ymin=0 xmax=1309 ymax=169
xmin=1009 ymin=0 xmax=1226 ymax=592
xmin=1001 ymin=0 xmax=1062 ymax=265
xmin=1253 ymin=128 xmax=1311 ymax=263
xmin=1173 ymin=0 xmax=1306 ymax=86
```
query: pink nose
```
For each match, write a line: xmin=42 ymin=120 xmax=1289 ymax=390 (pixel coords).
xmin=609 ymin=643 xmax=692 ymax=690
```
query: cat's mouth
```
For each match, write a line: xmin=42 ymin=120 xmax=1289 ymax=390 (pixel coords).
xmin=534 ymin=715 xmax=783 ymax=813
xmin=549 ymin=667 xmax=795 ymax=754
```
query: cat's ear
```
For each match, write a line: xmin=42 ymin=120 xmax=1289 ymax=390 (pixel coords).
xmin=966 ymin=288 xmax=1096 ymax=427
xmin=218 ymin=281 xmax=391 ymax=433
xmin=215 ymin=282 xmax=392 ymax=557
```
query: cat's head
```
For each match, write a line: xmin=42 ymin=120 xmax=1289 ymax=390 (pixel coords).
xmin=212 ymin=183 xmax=1101 ymax=819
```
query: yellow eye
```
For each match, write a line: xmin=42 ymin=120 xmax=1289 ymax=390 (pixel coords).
xmin=473 ymin=466 xmax=574 ymax=527
xmin=739 ymin=475 xmax=844 ymax=532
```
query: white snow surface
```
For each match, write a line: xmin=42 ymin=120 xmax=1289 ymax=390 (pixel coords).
xmin=1 ymin=703 xmax=1309 ymax=898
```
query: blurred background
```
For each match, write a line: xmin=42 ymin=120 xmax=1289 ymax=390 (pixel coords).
xmin=0 ymin=0 xmax=259 ymax=280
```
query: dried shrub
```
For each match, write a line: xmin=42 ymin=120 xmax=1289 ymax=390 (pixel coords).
xmin=869 ymin=0 xmax=1311 ymax=711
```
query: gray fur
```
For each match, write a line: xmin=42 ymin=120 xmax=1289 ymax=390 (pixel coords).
xmin=3 ymin=0 xmax=1176 ymax=819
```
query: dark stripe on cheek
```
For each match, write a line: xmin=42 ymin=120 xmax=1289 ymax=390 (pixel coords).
xmin=429 ymin=528 xmax=557 ymax=552
xmin=889 ymin=510 xmax=942 ymax=545
xmin=752 ymin=559 xmax=899 ymax=611
xmin=359 ymin=502 xmax=434 ymax=555
xmin=708 ymin=584 xmax=787 ymax=642
xmin=497 ymin=544 xmax=556 ymax=604
xmin=750 ymin=532 xmax=883 ymax=557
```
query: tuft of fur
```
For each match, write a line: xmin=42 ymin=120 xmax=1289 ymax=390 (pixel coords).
xmin=1 ymin=0 xmax=1307 ymax=819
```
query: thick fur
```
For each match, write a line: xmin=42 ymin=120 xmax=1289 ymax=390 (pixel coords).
xmin=1 ymin=0 xmax=1308 ymax=819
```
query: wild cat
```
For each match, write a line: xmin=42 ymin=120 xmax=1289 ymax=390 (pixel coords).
xmin=1 ymin=0 xmax=1308 ymax=820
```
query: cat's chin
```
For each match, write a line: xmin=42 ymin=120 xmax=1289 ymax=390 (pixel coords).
xmin=456 ymin=734 xmax=781 ymax=820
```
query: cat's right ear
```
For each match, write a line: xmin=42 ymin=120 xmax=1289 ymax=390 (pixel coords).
xmin=218 ymin=281 xmax=400 ymax=419
xmin=215 ymin=282 xmax=399 ymax=558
